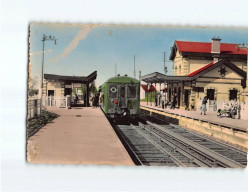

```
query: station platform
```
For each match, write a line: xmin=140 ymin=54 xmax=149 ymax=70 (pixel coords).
xmin=140 ymin=102 xmax=247 ymax=132
xmin=140 ymin=102 xmax=248 ymax=150
xmin=27 ymin=107 xmax=134 ymax=165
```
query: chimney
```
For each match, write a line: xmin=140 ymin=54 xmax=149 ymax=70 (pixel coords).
xmin=211 ymin=37 xmax=221 ymax=54
xmin=211 ymin=37 xmax=221 ymax=63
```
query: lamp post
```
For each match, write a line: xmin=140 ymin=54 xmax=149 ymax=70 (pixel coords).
xmin=40 ymin=34 xmax=57 ymax=112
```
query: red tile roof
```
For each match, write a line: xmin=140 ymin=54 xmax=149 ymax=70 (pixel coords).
xmin=176 ymin=41 xmax=247 ymax=55
xmin=141 ymin=84 xmax=156 ymax=92
xmin=187 ymin=62 xmax=214 ymax=77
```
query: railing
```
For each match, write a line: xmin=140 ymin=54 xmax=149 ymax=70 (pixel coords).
xmin=42 ymin=95 xmax=71 ymax=108
xmin=27 ymin=98 xmax=41 ymax=120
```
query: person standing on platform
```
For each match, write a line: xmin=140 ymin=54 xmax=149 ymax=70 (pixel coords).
xmin=74 ymin=94 xmax=78 ymax=106
xmin=171 ymin=94 xmax=177 ymax=109
xmin=161 ymin=92 xmax=165 ymax=109
xmin=155 ymin=95 xmax=158 ymax=107
xmin=201 ymin=96 xmax=208 ymax=115
xmin=158 ymin=93 xmax=161 ymax=107
xmin=231 ymin=99 xmax=239 ymax=119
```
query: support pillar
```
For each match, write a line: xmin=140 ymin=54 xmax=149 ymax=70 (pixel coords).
xmin=86 ymin=83 xmax=89 ymax=107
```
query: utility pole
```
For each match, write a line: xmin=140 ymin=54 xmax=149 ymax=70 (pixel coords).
xmin=115 ymin=63 xmax=117 ymax=76
xmin=40 ymin=34 xmax=57 ymax=113
xmin=163 ymin=51 xmax=167 ymax=75
xmin=134 ymin=55 xmax=136 ymax=79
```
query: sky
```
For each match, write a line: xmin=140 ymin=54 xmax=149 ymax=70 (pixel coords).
xmin=29 ymin=24 xmax=248 ymax=88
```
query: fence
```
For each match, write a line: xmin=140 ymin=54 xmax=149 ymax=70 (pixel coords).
xmin=27 ymin=98 xmax=41 ymax=120
xmin=42 ymin=95 xmax=71 ymax=108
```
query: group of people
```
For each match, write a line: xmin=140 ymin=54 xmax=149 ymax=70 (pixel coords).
xmin=73 ymin=92 xmax=100 ymax=108
xmin=90 ymin=92 xmax=100 ymax=108
xmin=217 ymin=99 xmax=239 ymax=118
xmin=154 ymin=92 xmax=177 ymax=110
xmin=154 ymin=92 xmax=167 ymax=109
xmin=200 ymin=96 xmax=239 ymax=118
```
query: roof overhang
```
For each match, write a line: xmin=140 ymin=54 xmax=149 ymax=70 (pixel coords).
xmin=44 ymin=71 xmax=97 ymax=84
xmin=141 ymin=60 xmax=247 ymax=87
xmin=141 ymin=72 xmax=192 ymax=84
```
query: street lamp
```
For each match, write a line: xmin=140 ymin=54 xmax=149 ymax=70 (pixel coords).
xmin=40 ymin=34 xmax=57 ymax=111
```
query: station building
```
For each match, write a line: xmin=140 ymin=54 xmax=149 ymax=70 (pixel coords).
xmin=141 ymin=38 xmax=247 ymax=116
xmin=42 ymin=71 xmax=97 ymax=107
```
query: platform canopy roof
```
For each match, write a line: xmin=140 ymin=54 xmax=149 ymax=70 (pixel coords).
xmin=141 ymin=60 xmax=247 ymax=86
xmin=44 ymin=71 xmax=97 ymax=84
xmin=140 ymin=72 xmax=192 ymax=84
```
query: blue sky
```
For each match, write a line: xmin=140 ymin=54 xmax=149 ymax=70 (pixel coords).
xmin=29 ymin=24 xmax=248 ymax=88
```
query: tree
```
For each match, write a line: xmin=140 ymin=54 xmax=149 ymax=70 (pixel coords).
xmin=80 ymin=81 xmax=98 ymax=97
xmin=89 ymin=81 xmax=97 ymax=94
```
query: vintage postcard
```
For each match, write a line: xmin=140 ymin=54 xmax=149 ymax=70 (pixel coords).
xmin=27 ymin=23 xmax=248 ymax=167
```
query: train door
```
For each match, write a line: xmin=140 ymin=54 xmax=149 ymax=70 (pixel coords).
xmin=120 ymin=85 xmax=126 ymax=107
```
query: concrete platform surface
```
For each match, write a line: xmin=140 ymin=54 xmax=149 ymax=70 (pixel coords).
xmin=27 ymin=107 xmax=134 ymax=165
xmin=140 ymin=102 xmax=247 ymax=132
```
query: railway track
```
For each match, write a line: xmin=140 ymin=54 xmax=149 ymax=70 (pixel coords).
xmin=110 ymin=116 xmax=247 ymax=168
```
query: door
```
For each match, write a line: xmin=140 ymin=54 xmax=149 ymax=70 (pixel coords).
xmin=120 ymin=85 xmax=126 ymax=107
xmin=229 ymin=90 xmax=237 ymax=100
xmin=207 ymin=89 xmax=215 ymax=100
xmin=184 ymin=90 xmax=189 ymax=108
xmin=64 ymin=88 xmax=72 ymax=96
xmin=48 ymin=90 xmax=54 ymax=96
xmin=177 ymin=87 xmax=181 ymax=107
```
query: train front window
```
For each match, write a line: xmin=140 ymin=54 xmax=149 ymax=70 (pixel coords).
xmin=120 ymin=86 xmax=126 ymax=98
xmin=128 ymin=86 xmax=136 ymax=98
xmin=109 ymin=85 xmax=117 ymax=98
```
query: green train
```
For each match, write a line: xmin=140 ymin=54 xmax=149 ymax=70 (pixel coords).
xmin=99 ymin=75 xmax=140 ymax=118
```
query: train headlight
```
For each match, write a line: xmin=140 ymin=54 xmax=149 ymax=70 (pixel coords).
xmin=114 ymin=100 xmax=118 ymax=104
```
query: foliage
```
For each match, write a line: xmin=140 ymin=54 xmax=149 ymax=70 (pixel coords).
xmin=80 ymin=81 xmax=98 ymax=97
xmin=89 ymin=81 xmax=98 ymax=94
xmin=140 ymin=91 xmax=157 ymax=102
xmin=28 ymin=88 xmax=38 ymax=96
xmin=27 ymin=110 xmax=59 ymax=137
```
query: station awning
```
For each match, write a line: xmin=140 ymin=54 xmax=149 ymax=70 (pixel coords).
xmin=44 ymin=71 xmax=97 ymax=84
xmin=141 ymin=72 xmax=192 ymax=84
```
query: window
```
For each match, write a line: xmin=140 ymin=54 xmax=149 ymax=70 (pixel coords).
xmin=109 ymin=85 xmax=117 ymax=98
xmin=193 ymin=87 xmax=204 ymax=92
xmin=128 ymin=86 xmax=136 ymax=98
